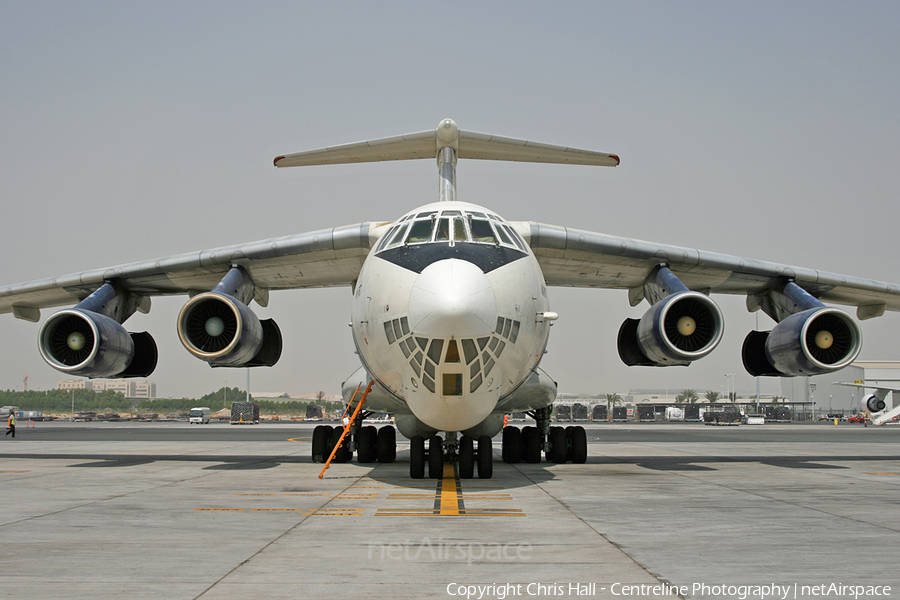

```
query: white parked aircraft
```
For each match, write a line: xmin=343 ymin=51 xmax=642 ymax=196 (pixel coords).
xmin=2 ymin=119 xmax=900 ymax=478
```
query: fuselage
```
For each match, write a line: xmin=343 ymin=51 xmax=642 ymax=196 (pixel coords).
xmin=350 ymin=201 xmax=551 ymax=432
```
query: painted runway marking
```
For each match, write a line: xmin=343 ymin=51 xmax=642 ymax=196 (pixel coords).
xmin=375 ymin=463 xmax=524 ymax=517
xmin=209 ymin=465 xmax=524 ymax=517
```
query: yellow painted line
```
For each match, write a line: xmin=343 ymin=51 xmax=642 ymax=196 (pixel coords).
xmin=375 ymin=509 xmax=525 ymax=517
xmin=195 ymin=508 xmax=245 ymax=511
xmin=234 ymin=493 xmax=280 ymax=496
xmin=866 ymin=472 xmax=900 ymax=476
xmin=287 ymin=437 xmax=311 ymax=443
xmin=302 ymin=512 xmax=364 ymax=516
xmin=0 ymin=470 xmax=28 ymax=473
xmin=439 ymin=463 xmax=460 ymax=515
xmin=334 ymin=494 xmax=378 ymax=498
xmin=386 ymin=494 xmax=511 ymax=500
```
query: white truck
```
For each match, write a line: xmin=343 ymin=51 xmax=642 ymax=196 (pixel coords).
xmin=189 ymin=407 xmax=211 ymax=424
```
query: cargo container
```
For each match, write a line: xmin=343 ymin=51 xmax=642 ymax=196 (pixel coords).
xmin=230 ymin=401 xmax=259 ymax=424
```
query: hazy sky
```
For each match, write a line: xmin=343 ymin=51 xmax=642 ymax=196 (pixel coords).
xmin=1 ymin=2 xmax=898 ymax=399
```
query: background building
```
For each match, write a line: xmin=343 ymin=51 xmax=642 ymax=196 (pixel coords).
xmin=57 ymin=379 xmax=156 ymax=401
xmin=781 ymin=361 xmax=900 ymax=416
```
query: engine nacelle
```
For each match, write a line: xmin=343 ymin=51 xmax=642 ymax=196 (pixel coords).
xmin=618 ymin=291 xmax=724 ymax=367
xmin=177 ymin=292 xmax=282 ymax=367
xmin=38 ymin=309 xmax=158 ymax=378
xmin=863 ymin=394 xmax=886 ymax=413
xmin=742 ymin=307 xmax=861 ymax=377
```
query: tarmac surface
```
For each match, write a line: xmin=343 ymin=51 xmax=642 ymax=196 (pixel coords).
xmin=1 ymin=420 xmax=899 ymax=600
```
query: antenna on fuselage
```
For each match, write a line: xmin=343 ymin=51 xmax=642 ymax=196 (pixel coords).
xmin=274 ymin=119 xmax=619 ymax=203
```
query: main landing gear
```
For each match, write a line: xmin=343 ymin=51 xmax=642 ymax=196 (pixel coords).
xmin=312 ymin=424 xmax=397 ymax=465
xmin=501 ymin=407 xmax=588 ymax=465
xmin=311 ymin=413 xmax=585 ymax=480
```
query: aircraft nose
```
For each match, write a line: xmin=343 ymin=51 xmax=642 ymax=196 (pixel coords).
xmin=407 ymin=259 xmax=496 ymax=339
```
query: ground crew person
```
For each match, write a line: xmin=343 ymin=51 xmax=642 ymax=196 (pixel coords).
xmin=5 ymin=412 xmax=15 ymax=438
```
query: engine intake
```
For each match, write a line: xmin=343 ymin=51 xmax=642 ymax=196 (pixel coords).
xmin=618 ymin=291 xmax=724 ymax=367
xmin=177 ymin=292 xmax=282 ymax=367
xmin=863 ymin=395 xmax=886 ymax=413
xmin=39 ymin=309 xmax=157 ymax=378
xmin=742 ymin=307 xmax=861 ymax=377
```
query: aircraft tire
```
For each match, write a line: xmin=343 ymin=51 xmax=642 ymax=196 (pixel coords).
xmin=567 ymin=426 xmax=587 ymax=464
xmin=357 ymin=426 xmax=377 ymax=463
xmin=428 ymin=436 xmax=444 ymax=478
xmin=522 ymin=426 xmax=542 ymax=464
xmin=409 ymin=435 xmax=425 ymax=479
xmin=376 ymin=426 xmax=396 ymax=463
xmin=458 ymin=435 xmax=475 ymax=479
xmin=312 ymin=425 xmax=331 ymax=463
xmin=331 ymin=428 xmax=352 ymax=463
xmin=547 ymin=426 xmax=567 ymax=463
xmin=502 ymin=426 xmax=522 ymax=463
xmin=477 ymin=435 xmax=493 ymax=479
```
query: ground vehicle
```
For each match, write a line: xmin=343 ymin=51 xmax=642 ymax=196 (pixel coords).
xmin=230 ymin=401 xmax=259 ymax=424
xmin=305 ymin=404 xmax=324 ymax=421
xmin=848 ymin=413 xmax=869 ymax=423
xmin=189 ymin=407 xmax=211 ymax=424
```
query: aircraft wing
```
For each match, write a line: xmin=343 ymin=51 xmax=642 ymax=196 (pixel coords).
xmin=518 ymin=221 xmax=900 ymax=319
xmin=0 ymin=222 xmax=382 ymax=322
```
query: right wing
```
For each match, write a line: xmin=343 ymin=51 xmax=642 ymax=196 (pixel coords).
xmin=0 ymin=221 xmax=387 ymax=322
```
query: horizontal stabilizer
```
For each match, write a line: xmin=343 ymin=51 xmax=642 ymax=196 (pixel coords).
xmin=274 ymin=120 xmax=619 ymax=168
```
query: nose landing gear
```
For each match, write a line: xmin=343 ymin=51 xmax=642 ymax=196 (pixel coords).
xmin=409 ymin=432 xmax=494 ymax=479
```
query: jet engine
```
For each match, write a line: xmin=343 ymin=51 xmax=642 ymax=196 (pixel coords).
xmin=742 ymin=307 xmax=861 ymax=377
xmin=618 ymin=291 xmax=724 ymax=367
xmin=863 ymin=394 xmax=886 ymax=413
xmin=39 ymin=308 xmax=157 ymax=378
xmin=177 ymin=292 xmax=282 ymax=367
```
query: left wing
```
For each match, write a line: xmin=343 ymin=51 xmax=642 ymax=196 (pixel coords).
xmin=519 ymin=221 xmax=900 ymax=317
xmin=516 ymin=221 xmax=900 ymax=377
xmin=0 ymin=222 xmax=384 ymax=321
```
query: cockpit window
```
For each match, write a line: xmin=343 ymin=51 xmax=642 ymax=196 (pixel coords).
xmin=452 ymin=217 xmax=467 ymax=241
xmin=495 ymin=224 xmax=514 ymax=246
xmin=470 ymin=219 xmax=496 ymax=243
xmin=377 ymin=209 xmax=523 ymax=253
xmin=435 ymin=218 xmax=450 ymax=242
xmin=384 ymin=223 xmax=409 ymax=249
xmin=407 ymin=219 xmax=433 ymax=244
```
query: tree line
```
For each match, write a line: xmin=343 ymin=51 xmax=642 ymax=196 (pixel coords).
xmin=0 ymin=387 xmax=342 ymax=416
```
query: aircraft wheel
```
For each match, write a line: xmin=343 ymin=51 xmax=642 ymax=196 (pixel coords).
xmin=477 ymin=435 xmax=493 ymax=479
xmin=331 ymin=428 xmax=352 ymax=463
xmin=502 ymin=426 xmax=522 ymax=463
xmin=376 ymin=426 xmax=396 ymax=463
xmin=458 ymin=435 xmax=475 ymax=479
xmin=312 ymin=425 xmax=331 ymax=463
xmin=428 ymin=436 xmax=444 ymax=478
xmin=522 ymin=426 xmax=542 ymax=464
xmin=547 ymin=426 xmax=567 ymax=463
xmin=409 ymin=435 xmax=425 ymax=479
xmin=567 ymin=426 xmax=587 ymax=464
xmin=357 ymin=426 xmax=377 ymax=463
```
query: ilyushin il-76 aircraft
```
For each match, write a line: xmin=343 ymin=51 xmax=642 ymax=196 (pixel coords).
xmin=3 ymin=119 xmax=900 ymax=479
